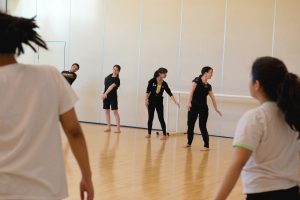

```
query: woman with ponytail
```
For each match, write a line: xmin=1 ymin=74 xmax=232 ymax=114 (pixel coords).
xmin=185 ymin=66 xmax=222 ymax=150
xmin=215 ymin=57 xmax=300 ymax=200
xmin=101 ymin=64 xmax=121 ymax=133
xmin=145 ymin=67 xmax=180 ymax=140
xmin=0 ymin=12 xmax=94 ymax=199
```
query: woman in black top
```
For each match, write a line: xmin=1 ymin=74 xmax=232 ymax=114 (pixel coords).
xmin=101 ymin=65 xmax=121 ymax=133
xmin=186 ymin=66 xmax=222 ymax=150
xmin=145 ymin=68 xmax=180 ymax=140
xmin=61 ymin=63 xmax=80 ymax=85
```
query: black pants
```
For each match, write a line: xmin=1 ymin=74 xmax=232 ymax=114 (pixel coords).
xmin=187 ymin=107 xmax=209 ymax=147
xmin=246 ymin=186 xmax=300 ymax=200
xmin=148 ymin=100 xmax=167 ymax=135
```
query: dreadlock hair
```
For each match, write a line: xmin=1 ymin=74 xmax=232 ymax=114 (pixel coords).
xmin=0 ymin=12 xmax=47 ymax=55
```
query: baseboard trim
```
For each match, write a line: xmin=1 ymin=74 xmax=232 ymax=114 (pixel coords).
xmin=79 ymin=121 xmax=234 ymax=139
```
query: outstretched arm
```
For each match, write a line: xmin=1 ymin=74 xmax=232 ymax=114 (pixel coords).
xmin=214 ymin=147 xmax=251 ymax=200
xmin=208 ymin=91 xmax=222 ymax=116
xmin=60 ymin=108 xmax=94 ymax=200
xmin=170 ymin=95 xmax=180 ymax=108
xmin=165 ymin=84 xmax=180 ymax=108
xmin=62 ymin=72 xmax=74 ymax=78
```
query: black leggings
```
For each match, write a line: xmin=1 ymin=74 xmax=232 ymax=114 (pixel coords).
xmin=148 ymin=101 xmax=167 ymax=135
xmin=246 ymin=186 xmax=300 ymax=200
xmin=187 ymin=107 xmax=209 ymax=147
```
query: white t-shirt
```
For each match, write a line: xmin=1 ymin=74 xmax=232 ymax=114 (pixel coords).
xmin=233 ymin=102 xmax=300 ymax=194
xmin=0 ymin=63 xmax=78 ymax=199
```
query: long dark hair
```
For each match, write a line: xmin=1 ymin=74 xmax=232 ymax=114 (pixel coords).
xmin=153 ymin=67 xmax=168 ymax=79
xmin=199 ymin=66 xmax=213 ymax=78
xmin=252 ymin=56 xmax=300 ymax=133
xmin=0 ymin=12 xmax=47 ymax=55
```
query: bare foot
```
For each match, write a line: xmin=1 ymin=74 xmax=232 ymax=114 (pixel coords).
xmin=114 ymin=130 xmax=121 ymax=134
xmin=104 ymin=128 xmax=111 ymax=132
xmin=160 ymin=136 xmax=168 ymax=140
xmin=145 ymin=135 xmax=151 ymax=139
xmin=184 ymin=145 xmax=191 ymax=148
xmin=200 ymin=147 xmax=209 ymax=151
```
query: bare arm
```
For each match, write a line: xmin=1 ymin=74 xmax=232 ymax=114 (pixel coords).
xmin=62 ymin=73 xmax=74 ymax=78
xmin=60 ymin=108 xmax=94 ymax=200
xmin=187 ymin=83 xmax=197 ymax=111
xmin=145 ymin=93 xmax=150 ymax=108
xmin=164 ymin=83 xmax=180 ymax=108
xmin=170 ymin=95 xmax=180 ymax=108
xmin=102 ymin=83 xmax=117 ymax=99
xmin=214 ymin=147 xmax=252 ymax=200
xmin=208 ymin=91 xmax=222 ymax=116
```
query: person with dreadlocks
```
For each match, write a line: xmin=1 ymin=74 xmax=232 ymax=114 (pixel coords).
xmin=0 ymin=12 xmax=94 ymax=200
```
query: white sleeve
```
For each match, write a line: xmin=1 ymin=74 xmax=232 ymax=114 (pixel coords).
xmin=50 ymin=67 xmax=78 ymax=115
xmin=233 ymin=109 xmax=265 ymax=152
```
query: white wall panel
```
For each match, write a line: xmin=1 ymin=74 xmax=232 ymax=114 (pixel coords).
xmin=68 ymin=0 xmax=105 ymax=123
xmin=0 ymin=0 xmax=6 ymax=12
xmin=274 ymin=0 xmax=300 ymax=75
xmin=5 ymin=0 xmax=300 ymax=136
xmin=36 ymin=0 xmax=69 ymax=41
xmin=222 ymin=0 xmax=274 ymax=95
xmin=38 ymin=42 xmax=65 ymax=72
xmin=99 ymin=0 xmax=140 ymax=126
xmin=179 ymin=0 xmax=225 ymax=93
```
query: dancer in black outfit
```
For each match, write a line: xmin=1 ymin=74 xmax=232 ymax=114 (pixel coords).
xmin=61 ymin=63 xmax=80 ymax=85
xmin=101 ymin=65 xmax=121 ymax=133
xmin=185 ymin=66 xmax=222 ymax=150
xmin=145 ymin=68 xmax=180 ymax=140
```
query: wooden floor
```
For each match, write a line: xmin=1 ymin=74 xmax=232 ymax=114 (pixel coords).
xmin=62 ymin=123 xmax=245 ymax=200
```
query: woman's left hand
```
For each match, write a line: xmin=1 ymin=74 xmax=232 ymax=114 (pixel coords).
xmin=176 ymin=101 xmax=180 ymax=108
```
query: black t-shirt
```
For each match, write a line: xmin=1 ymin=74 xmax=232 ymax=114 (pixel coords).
xmin=61 ymin=71 xmax=77 ymax=85
xmin=191 ymin=77 xmax=212 ymax=108
xmin=146 ymin=78 xmax=173 ymax=102
xmin=104 ymin=74 xmax=120 ymax=99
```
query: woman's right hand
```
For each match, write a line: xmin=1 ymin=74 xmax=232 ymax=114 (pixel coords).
xmin=80 ymin=177 xmax=94 ymax=200
xmin=186 ymin=102 xmax=192 ymax=111
xmin=101 ymin=93 xmax=107 ymax=100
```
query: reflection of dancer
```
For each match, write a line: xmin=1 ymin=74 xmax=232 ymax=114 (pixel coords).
xmin=142 ymin=141 xmax=166 ymax=198
xmin=215 ymin=57 xmax=300 ymax=200
xmin=61 ymin=63 xmax=80 ymax=85
xmin=101 ymin=65 xmax=121 ymax=133
xmin=185 ymin=66 xmax=222 ymax=150
xmin=145 ymin=68 xmax=180 ymax=140
xmin=0 ymin=12 xmax=93 ymax=200
xmin=99 ymin=132 xmax=120 ymax=189
xmin=183 ymin=150 xmax=209 ymax=199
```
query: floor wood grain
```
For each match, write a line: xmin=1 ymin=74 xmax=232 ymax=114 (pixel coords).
xmin=62 ymin=123 xmax=296 ymax=200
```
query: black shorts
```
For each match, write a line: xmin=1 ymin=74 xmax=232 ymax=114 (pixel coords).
xmin=246 ymin=186 xmax=300 ymax=200
xmin=103 ymin=97 xmax=118 ymax=110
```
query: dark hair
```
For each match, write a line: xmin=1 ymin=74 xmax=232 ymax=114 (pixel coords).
xmin=0 ymin=12 xmax=47 ymax=55
xmin=114 ymin=64 xmax=121 ymax=71
xmin=153 ymin=67 xmax=168 ymax=79
xmin=252 ymin=56 xmax=300 ymax=133
xmin=113 ymin=64 xmax=121 ymax=77
xmin=72 ymin=63 xmax=80 ymax=69
xmin=199 ymin=66 xmax=213 ymax=78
